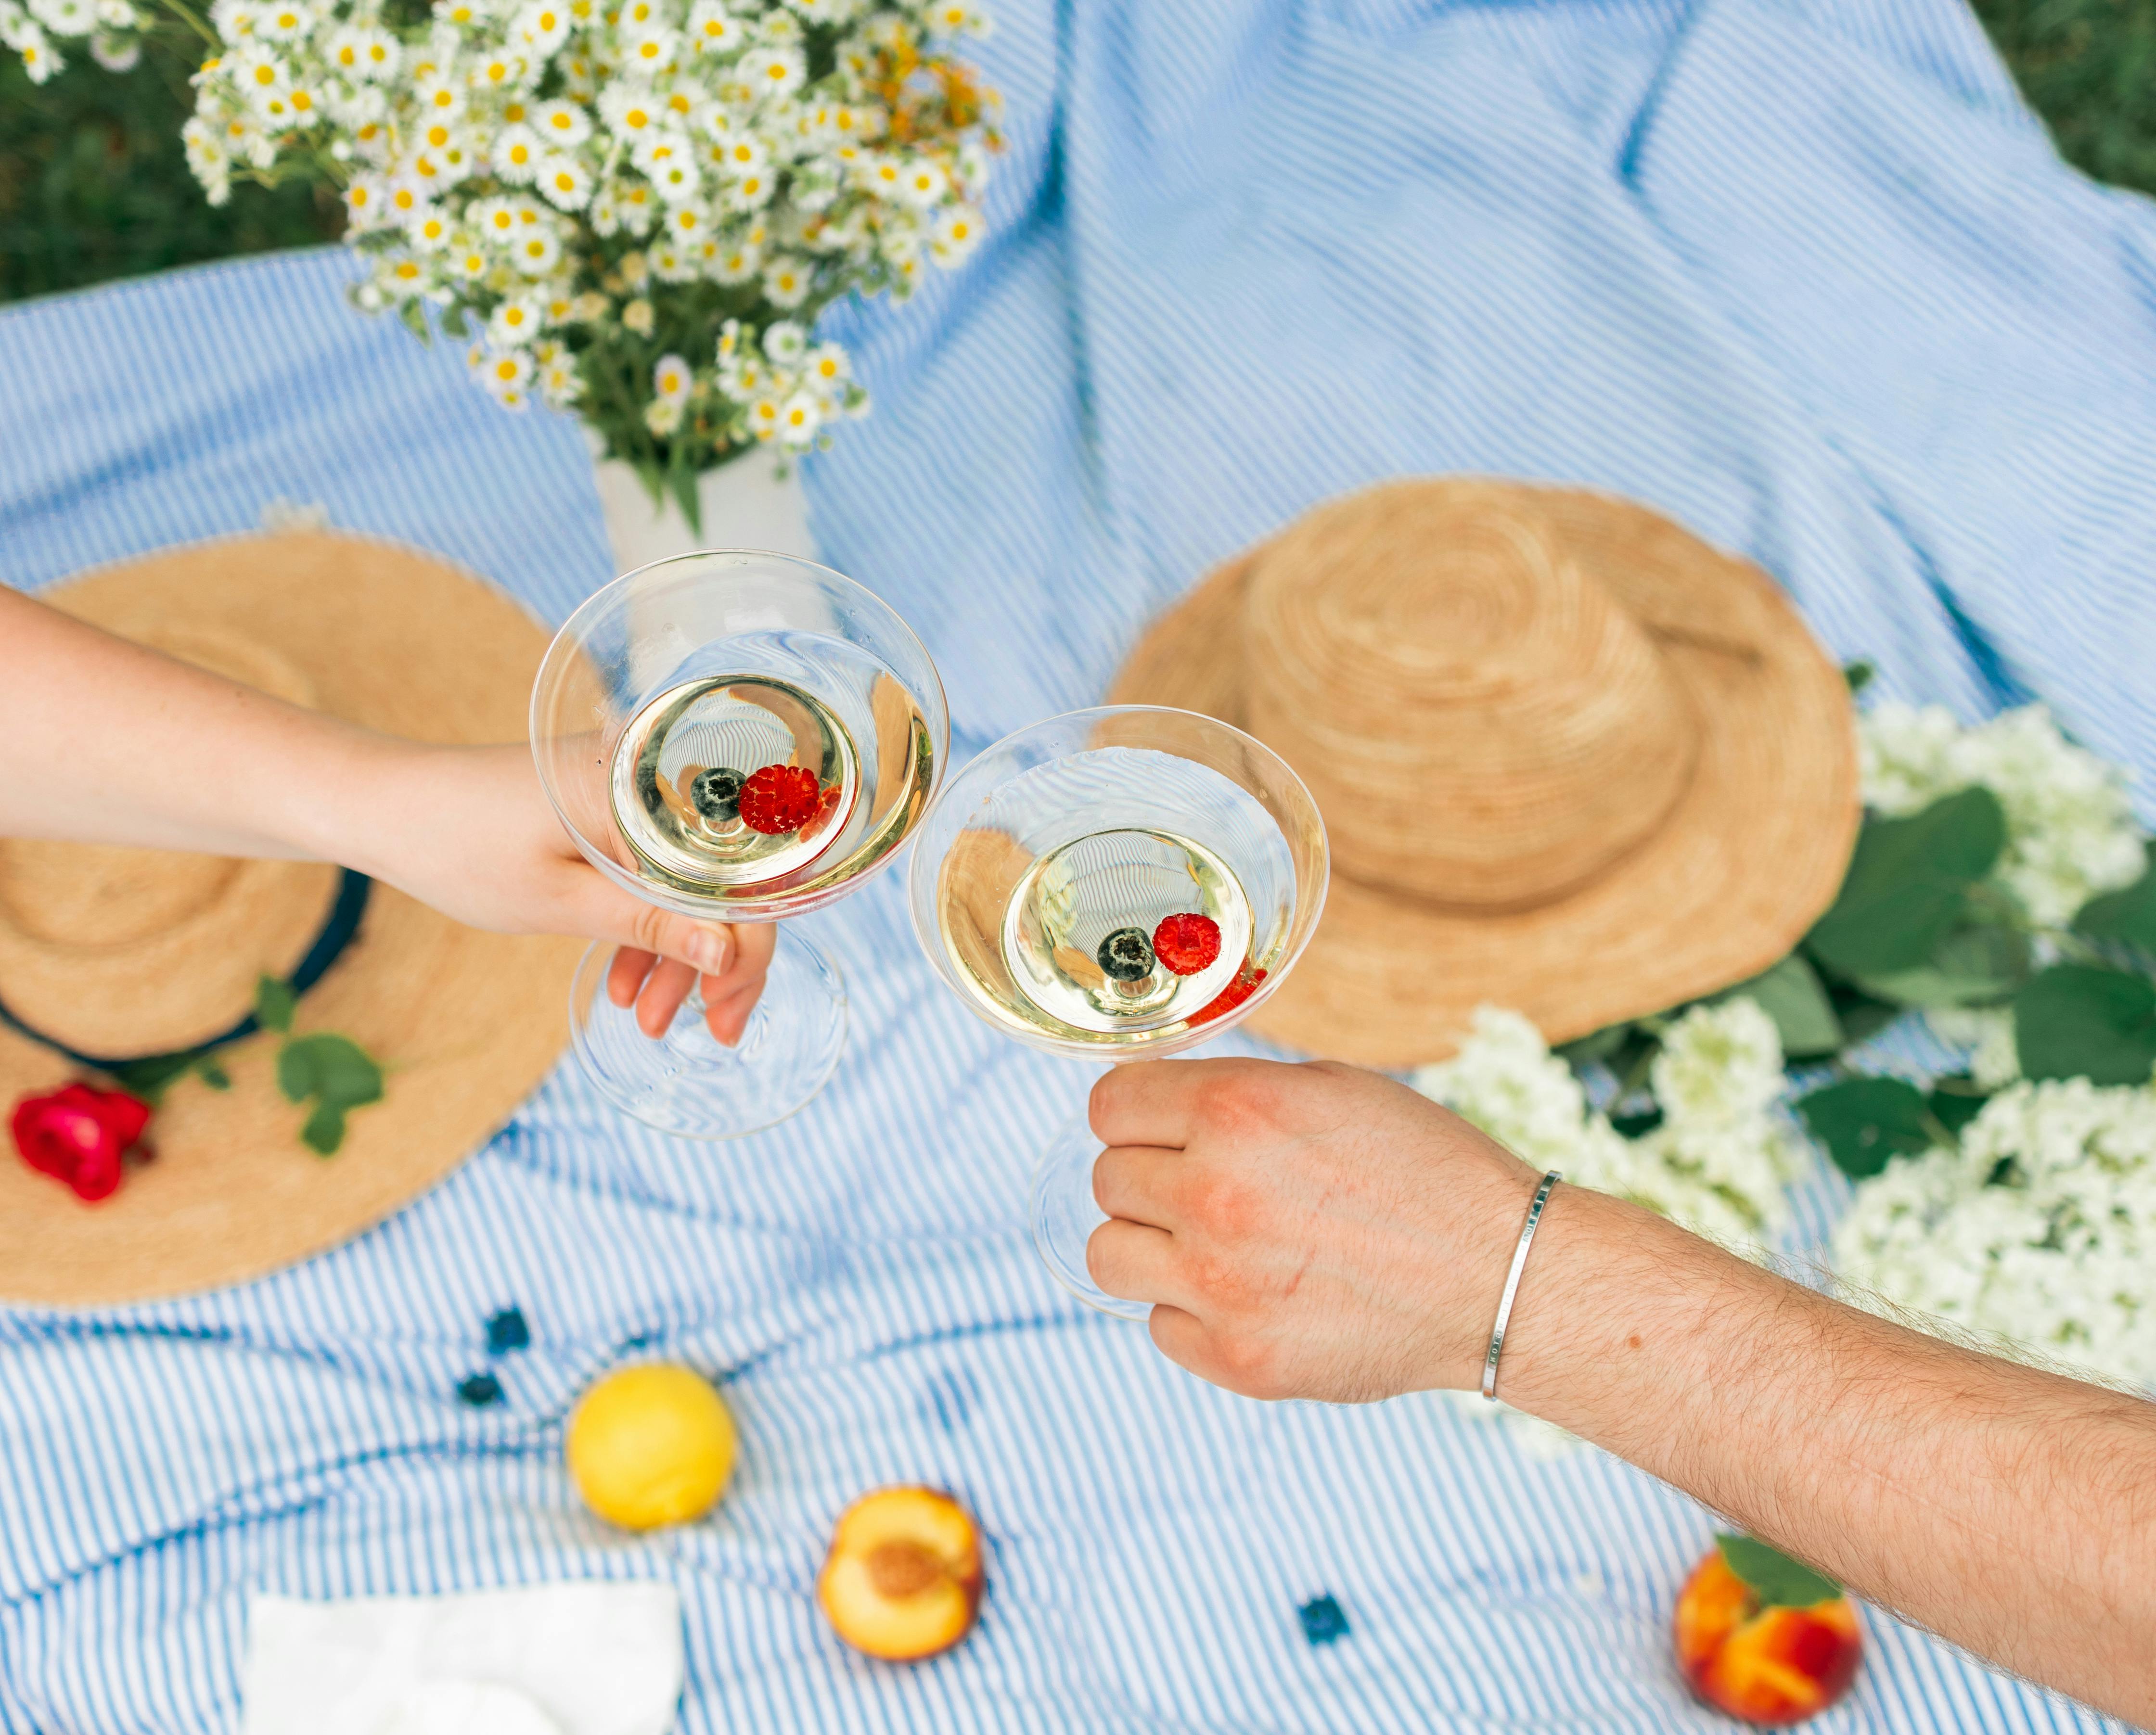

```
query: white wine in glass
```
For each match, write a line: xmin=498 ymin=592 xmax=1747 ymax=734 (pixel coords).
xmin=910 ymin=707 xmax=1328 ymax=1315
xmin=533 ymin=551 xmax=946 ymax=1140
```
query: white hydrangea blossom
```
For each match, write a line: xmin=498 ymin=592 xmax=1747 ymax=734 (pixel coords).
xmin=156 ymin=0 xmax=994 ymax=450
xmin=1834 ymin=1079 xmax=2156 ymax=1391
xmin=1925 ymin=1004 xmax=2022 ymax=1090
xmin=1859 ymin=701 xmax=2144 ymax=928
xmin=1412 ymin=1000 xmax=1805 ymax=1260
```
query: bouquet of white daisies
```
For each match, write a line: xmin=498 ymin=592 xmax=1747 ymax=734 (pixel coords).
xmin=7 ymin=0 xmax=996 ymax=519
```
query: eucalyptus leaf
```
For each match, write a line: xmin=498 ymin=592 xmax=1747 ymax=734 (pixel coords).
xmin=2074 ymin=844 xmax=2156 ymax=954
xmin=2014 ymin=965 xmax=2156 ymax=1086
xmin=105 ymin=1049 xmax=202 ymax=1103
xmin=1843 ymin=660 xmax=1876 ymax=694
xmin=275 ymin=1039 xmax=316 ymax=1105
xmin=1806 ymin=789 xmax=2007 ymax=977
xmin=1717 ymin=1534 xmax=1841 ymax=1609
xmin=1853 ymin=923 xmax=2030 ymax=1009
xmin=193 ymin=1057 xmax=232 ymax=1092
xmin=1796 ymin=1075 xmax=1935 ymax=1179
xmin=1714 ymin=954 xmax=1843 ymax=1058
xmin=301 ymin=1101 xmax=348 ymax=1156
xmin=256 ymin=975 xmax=297 ymax=1035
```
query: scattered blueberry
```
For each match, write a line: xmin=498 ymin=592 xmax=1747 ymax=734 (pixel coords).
xmin=1097 ymin=926 xmax=1155 ymax=982
xmin=457 ymin=1371 xmax=504 ymax=1408
xmin=485 ymin=1307 xmax=530 ymax=1355
xmin=1298 ymin=1595 xmax=1349 ymax=1646
xmin=690 ymin=766 xmax=746 ymax=822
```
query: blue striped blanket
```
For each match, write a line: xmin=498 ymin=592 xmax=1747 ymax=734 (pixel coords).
xmin=1 ymin=0 xmax=2151 ymax=1729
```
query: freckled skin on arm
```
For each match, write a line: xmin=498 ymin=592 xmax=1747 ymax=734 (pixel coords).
xmin=1086 ymin=1056 xmax=2156 ymax=1728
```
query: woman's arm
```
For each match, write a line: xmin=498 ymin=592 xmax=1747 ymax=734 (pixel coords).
xmin=1086 ymin=1055 xmax=2156 ymax=1727
xmin=0 ymin=585 xmax=770 ymax=1040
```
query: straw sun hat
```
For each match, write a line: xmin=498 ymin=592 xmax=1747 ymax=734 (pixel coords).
xmin=0 ymin=531 xmax=582 ymax=1307
xmin=1108 ymin=479 xmax=1860 ymax=1068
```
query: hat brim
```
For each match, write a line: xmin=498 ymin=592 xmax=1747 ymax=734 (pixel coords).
xmin=1107 ymin=484 xmax=1860 ymax=1068
xmin=0 ymin=533 xmax=584 ymax=1306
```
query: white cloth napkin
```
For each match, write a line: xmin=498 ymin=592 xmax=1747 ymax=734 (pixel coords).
xmin=240 ymin=1583 xmax=683 ymax=1735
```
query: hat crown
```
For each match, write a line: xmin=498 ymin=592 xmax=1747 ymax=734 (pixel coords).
xmin=1241 ymin=483 xmax=1698 ymax=909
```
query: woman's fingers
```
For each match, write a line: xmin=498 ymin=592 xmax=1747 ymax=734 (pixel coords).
xmin=701 ymin=975 xmax=763 ymax=1046
xmin=608 ymin=945 xmax=657 ymax=1008
xmin=633 ymin=957 xmax=700 ymax=1037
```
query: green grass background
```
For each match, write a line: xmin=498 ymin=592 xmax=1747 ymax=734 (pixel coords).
xmin=1 ymin=0 xmax=2151 ymax=304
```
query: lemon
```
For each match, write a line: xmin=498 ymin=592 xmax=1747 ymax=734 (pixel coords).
xmin=566 ymin=1363 xmax=736 ymax=1531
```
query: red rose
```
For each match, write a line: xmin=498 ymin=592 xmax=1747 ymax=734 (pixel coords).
xmin=10 ymin=1083 xmax=153 ymax=1203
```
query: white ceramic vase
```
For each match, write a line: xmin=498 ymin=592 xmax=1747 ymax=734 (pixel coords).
xmin=586 ymin=432 xmax=817 ymax=574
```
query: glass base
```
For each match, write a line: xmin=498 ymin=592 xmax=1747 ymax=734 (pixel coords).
xmin=567 ymin=928 xmax=846 ymax=1140
xmin=1029 ymin=1113 xmax=1152 ymax=1321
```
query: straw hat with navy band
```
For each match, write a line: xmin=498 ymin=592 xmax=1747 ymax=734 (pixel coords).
xmin=0 ymin=531 xmax=583 ymax=1307
xmin=1107 ymin=478 xmax=1861 ymax=1068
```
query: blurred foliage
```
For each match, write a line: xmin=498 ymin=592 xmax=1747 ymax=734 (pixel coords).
xmin=1973 ymin=0 xmax=2156 ymax=192
xmin=0 ymin=2 xmax=2151 ymax=303
xmin=0 ymin=26 xmax=341 ymax=304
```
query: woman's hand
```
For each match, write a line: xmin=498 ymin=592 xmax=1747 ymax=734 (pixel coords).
xmin=342 ymin=741 xmax=774 ymax=1045
xmin=1084 ymin=1057 xmax=1539 ymax=1403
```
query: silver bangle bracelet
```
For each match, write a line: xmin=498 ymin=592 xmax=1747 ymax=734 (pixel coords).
xmin=1481 ymin=1170 xmax=1561 ymax=1402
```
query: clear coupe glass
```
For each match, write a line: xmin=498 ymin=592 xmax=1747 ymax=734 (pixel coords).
xmin=907 ymin=706 xmax=1329 ymax=1316
xmin=532 ymin=550 xmax=947 ymax=1140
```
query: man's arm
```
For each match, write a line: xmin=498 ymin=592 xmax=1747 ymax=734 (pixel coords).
xmin=1085 ymin=1056 xmax=2156 ymax=1727
xmin=0 ymin=585 xmax=771 ymax=1039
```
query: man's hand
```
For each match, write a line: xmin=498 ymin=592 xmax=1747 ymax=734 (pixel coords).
xmin=343 ymin=742 xmax=775 ymax=1045
xmin=1085 ymin=1057 xmax=1539 ymax=1403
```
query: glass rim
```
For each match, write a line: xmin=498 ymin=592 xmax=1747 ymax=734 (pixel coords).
xmin=906 ymin=702 xmax=1331 ymax=1057
xmin=529 ymin=546 xmax=951 ymax=921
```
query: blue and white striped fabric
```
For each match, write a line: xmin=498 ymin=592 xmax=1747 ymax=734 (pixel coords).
xmin=1 ymin=0 xmax=2152 ymax=1730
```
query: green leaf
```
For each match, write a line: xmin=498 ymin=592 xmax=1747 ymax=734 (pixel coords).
xmin=281 ymin=1033 xmax=384 ymax=1109
xmin=1796 ymin=1075 xmax=1936 ymax=1179
xmin=1555 ymin=1024 xmax=1633 ymax=1068
xmin=193 ymin=1056 xmax=232 ymax=1092
xmin=1927 ymin=1076 xmax=1990 ymax=1138
xmin=1843 ymin=660 xmax=1876 ymax=694
xmin=2014 ymin=966 xmax=2156 ymax=1086
xmin=1853 ymin=923 xmax=2030 ymax=1009
xmin=1806 ymin=789 xmax=2007 ymax=978
xmin=300 ymin=1100 xmax=348 ymax=1156
xmin=2074 ymin=844 xmax=2156 ymax=954
xmin=1717 ymin=1534 xmax=1841 ymax=1609
xmin=105 ymin=1049 xmax=202 ymax=1102
xmin=275 ymin=1038 xmax=316 ymax=1104
xmin=1714 ymin=954 xmax=1843 ymax=1058
xmin=256 ymin=975 xmax=297 ymax=1035
xmin=1609 ymin=1106 xmax=1665 ymax=1139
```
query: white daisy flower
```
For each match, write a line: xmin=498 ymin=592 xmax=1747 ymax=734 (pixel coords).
xmin=661 ymin=202 xmax=708 ymax=242
xmin=684 ymin=0 xmax=736 ymax=51
xmin=468 ymin=48 xmax=525 ymax=91
xmin=895 ymin=156 xmax=946 ymax=209
xmin=620 ymin=23 xmax=678 ymax=74
xmin=709 ymin=239 xmax=760 ymax=284
xmin=534 ymin=152 xmax=591 ymax=210
xmin=342 ymin=174 xmax=387 ymax=227
xmin=718 ymin=163 xmax=774 ymax=213
xmin=651 ymin=352 xmax=693 ymax=401
xmin=648 ymin=241 xmax=697 ymax=282
xmin=531 ymin=98 xmax=590 ymax=146
xmin=468 ymin=194 xmax=520 ymax=242
xmin=620 ymin=296 xmax=655 ymax=335
xmin=89 ymin=28 xmax=138 ymax=69
xmin=480 ymin=348 xmax=533 ymax=404
xmin=231 ymin=42 xmax=289 ymax=101
xmin=254 ymin=0 xmax=305 ymax=38
xmin=206 ymin=0 xmax=257 ymax=34
xmin=775 ymin=390 xmax=821 ymax=447
xmin=380 ymin=254 xmax=429 ymax=297
xmin=759 ymin=320 xmax=806 ymax=364
xmin=742 ymin=44 xmax=800 ymax=97
xmin=413 ymin=74 xmax=464 ymax=122
xmin=491 ymin=122 xmax=543 ymax=181
xmin=643 ymin=395 xmax=685 ymax=437
xmin=747 ymin=395 xmax=782 ymax=441
xmin=406 ymin=205 xmax=454 ymax=250
xmin=614 ymin=179 xmax=657 ymax=234
xmin=803 ymin=340 xmax=848 ymax=387
xmin=451 ymin=243 xmax=490 ymax=281
xmin=29 ymin=0 xmax=94 ymax=35
xmin=929 ymin=203 xmax=980 ymax=265
xmin=512 ymin=0 xmax=567 ymax=52
xmin=511 ymin=225 xmax=562 ymax=274
xmin=326 ymin=25 xmax=398 ymax=79
xmin=488 ymin=295 xmax=544 ymax=346
xmin=761 ymin=255 xmax=809 ymax=306
xmin=597 ymin=82 xmax=662 ymax=140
